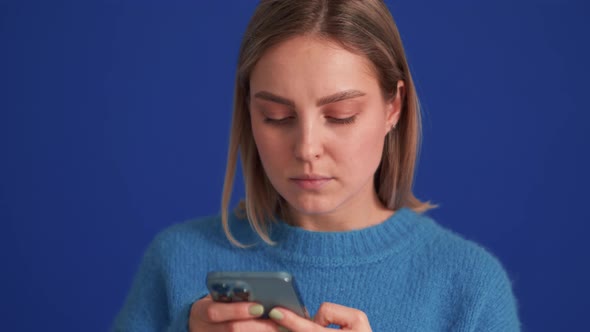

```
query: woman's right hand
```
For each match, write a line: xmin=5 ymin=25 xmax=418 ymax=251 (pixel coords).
xmin=189 ymin=295 xmax=280 ymax=331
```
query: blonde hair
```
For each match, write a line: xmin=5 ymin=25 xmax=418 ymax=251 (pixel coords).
xmin=221 ymin=0 xmax=435 ymax=246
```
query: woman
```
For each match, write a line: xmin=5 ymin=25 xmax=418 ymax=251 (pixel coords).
xmin=113 ymin=0 xmax=520 ymax=331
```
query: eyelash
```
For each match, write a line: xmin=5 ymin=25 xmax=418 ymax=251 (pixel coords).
xmin=330 ymin=116 xmax=356 ymax=125
xmin=263 ymin=116 xmax=357 ymax=125
xmin=263 ymin=116 xmax=295 ymax=125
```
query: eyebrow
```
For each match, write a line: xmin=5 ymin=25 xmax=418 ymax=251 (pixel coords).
xmin=253 ymin=89 xmax=366 ymax=108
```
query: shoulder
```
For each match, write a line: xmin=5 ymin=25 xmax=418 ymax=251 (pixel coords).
xmin=427 ymin=215 xmax=512 ymax=281
xmin=410 ymin=212 xmax=520 ymax=329
xmin=143 ymin=212 xmax=260 ymax=259
xmin=402 ymin=210 xmax=517 ymax=298
xmin=415 ymin=213 xmax=514 ymax=285
xmin=417 ymin=213 xmax=519 ymax=321
xmin=145 ymin=215 xmax=220 ymax=253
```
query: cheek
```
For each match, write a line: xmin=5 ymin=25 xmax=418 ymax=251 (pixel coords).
xmin=252 ymin=124 xmax=288 ymax=170
xmin=339 ymin=125 xmax=385 ymax=173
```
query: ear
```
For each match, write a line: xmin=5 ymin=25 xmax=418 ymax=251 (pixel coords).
xmin=385 ymin=80 xmax=405 ymax=133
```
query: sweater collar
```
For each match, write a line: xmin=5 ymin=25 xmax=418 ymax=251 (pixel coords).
xmin=265 ymin=208 xmax=432 ymax=264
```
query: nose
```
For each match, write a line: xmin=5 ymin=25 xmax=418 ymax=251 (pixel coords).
xmin=293 ymin=119 xmax=323 ymax=162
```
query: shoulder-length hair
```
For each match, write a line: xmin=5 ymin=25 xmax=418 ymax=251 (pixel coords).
xmin=221 ymin=0 xmax=434 ymax=246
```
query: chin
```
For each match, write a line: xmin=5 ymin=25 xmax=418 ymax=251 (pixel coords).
xmin=286 ymin=195 xmax=340 ymax=216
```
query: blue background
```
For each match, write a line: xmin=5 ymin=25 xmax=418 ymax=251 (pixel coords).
xmin=1 ymin=0 xmax=588 ymax=331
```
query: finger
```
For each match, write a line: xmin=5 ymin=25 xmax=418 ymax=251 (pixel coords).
xmin=268 ymin=307 xmax=319 ymax=332
xmin=192 ymin=295 xmax=266 ymax=323
xmin=213 ymin=319 xmax=279 ymax=332
xmin=192 ymin=316 xmax=279 ymax=332
xmin=314 ymin=302 xmax=371 ymax=330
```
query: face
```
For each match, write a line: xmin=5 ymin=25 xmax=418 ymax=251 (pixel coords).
xmin=249 ymin=35 xmax=402 ymax=229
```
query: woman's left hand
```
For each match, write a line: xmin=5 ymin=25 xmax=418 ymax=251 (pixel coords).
xmin=269 ymin=302 xmax=372 ymax=331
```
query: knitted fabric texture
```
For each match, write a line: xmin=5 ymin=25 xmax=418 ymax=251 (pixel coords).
xmin=112 ymin=208 xmax=520 ymax=331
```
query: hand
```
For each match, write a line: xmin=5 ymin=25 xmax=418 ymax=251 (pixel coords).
xmin=188 ymin=295 xmax=279 ymax=332
xmin=268 ymin=302 xmax=373 ymax=332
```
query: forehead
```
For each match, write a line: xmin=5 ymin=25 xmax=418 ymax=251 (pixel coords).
xmin=250 ymin=35 xmax=380 ymax=98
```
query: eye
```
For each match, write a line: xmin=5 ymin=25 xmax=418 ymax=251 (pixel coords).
xmin=263 ymin=116 xmax=295 ymax=125
xmin=327 ymin=115 xmax=356 ymax=125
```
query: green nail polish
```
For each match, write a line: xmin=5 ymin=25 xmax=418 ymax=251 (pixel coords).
xmin=278 ymin=327 xmax=290 ymax=332
xmin=269 ymin=308 xmax=284 ymax=320
xmin=249 ymin=304 xmax=264 ymax=316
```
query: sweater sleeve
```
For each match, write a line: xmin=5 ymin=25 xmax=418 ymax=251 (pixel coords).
xmin=110 ymin=234 xmax=192 ymax=332
xmin=472 ymin=257 xmax=521 ymax=332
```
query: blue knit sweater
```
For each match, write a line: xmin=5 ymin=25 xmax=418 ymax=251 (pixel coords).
xmin=112 ymin=208 xmax=520 ymax=331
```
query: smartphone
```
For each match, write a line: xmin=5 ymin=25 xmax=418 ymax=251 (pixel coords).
xmin=206 ymin=271 xmax=309 ymax=319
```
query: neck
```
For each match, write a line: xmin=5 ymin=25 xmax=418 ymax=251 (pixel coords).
xmin=286 ymin=188 xmax=394 ymax=232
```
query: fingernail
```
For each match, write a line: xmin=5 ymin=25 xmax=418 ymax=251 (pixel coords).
xmin=249 ymin=304 xmax=264 ymax=316
xmin=269 ymin=308 xmax=284 ymax=320
xmin=278 ymin=327 xmax=291 ymax=332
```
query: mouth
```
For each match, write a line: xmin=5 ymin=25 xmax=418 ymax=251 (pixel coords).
xmin=289 ymin=175 xmax=333 ymax=190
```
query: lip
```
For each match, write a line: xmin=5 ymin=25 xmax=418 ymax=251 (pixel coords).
xmin=289 ymin=175 xmax=333 ymax=190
